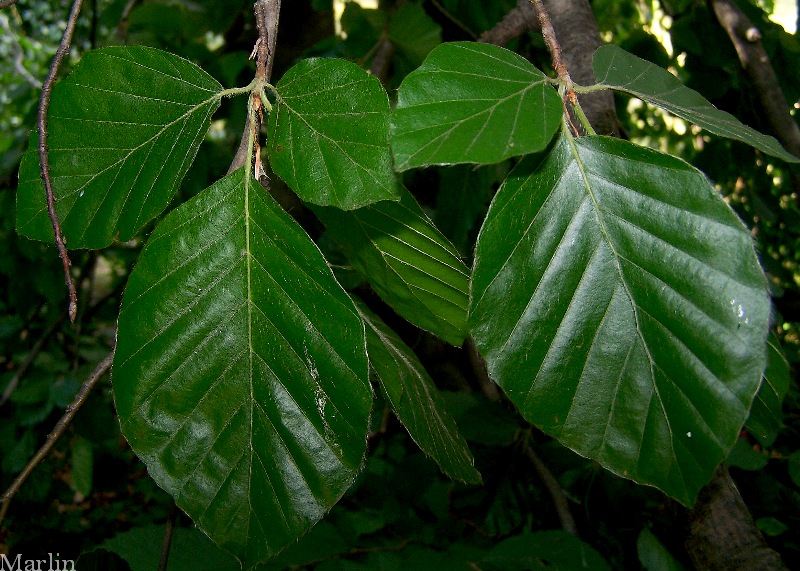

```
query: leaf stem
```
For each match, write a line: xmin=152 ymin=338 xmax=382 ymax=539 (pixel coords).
xmin=572 ymin=100 xmax=597 ymax=136
xmin=39 ymin=0 xmax=84 ymax=323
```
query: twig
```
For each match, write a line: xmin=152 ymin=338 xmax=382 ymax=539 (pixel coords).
xmin=0 ymin=0 xmax=19 ymax=9
xmin=523 ymin=433 xmax=578 ymax=536
xmin=158 ymin=500 xmax=179 ymax=571
xmin=254 ymin=0 xmax=280 ymax=84
xmin=530 ymin=0 xmax=572 ymax=87
xmin=368 ymin=37 xmax=394 ymax=84
xmin=228 ymin=0 xmax=281 ymax=175
xmin=115 ymin=0 xmax=140 ymax=40
xmin=0 ymin=314 xmax=68 ymax=407
xmin=0 ymin=348 xmax=115 ymax=527
xmin=38 ymin=0 xmax=84 ymax=323
xmin=0 ymin=16 xmax=43 ymax=88
xmin=478 ymin=0 xmax=540 ymax=46
xmin=427 ymin=0 xmax=477 ymax=39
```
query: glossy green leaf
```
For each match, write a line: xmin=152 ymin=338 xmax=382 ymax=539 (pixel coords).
xmin=391 ymin=42 xmax=563 ymax=170
xmin=268 ymin=58 xmax=399 ymax=209
xmin=470 ymin=134 xmax=770 ymax=506
xmin=745 ymin=334 xmax=790 ymax=445
xmin=356 ymin=300 xmax=480 ymax=484
xmin=113 ymin=168 xmax=371 ymax=567
xmin=593 ymin=45 xmax=799 ymax=163
xmin=316 ymin=187 xmax=470 ymax=346
xmin=17 ymin=46 xmax=224 ymax=248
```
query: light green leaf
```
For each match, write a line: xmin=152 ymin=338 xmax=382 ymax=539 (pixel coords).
xmin=113 ymin=168 xmax=372 ymax=568
xmin=17 ymin=46 xmax=224 ymax=248
xmin=745 ymin=333 xmax=790 ymax=446
xmin=268 ymin=58 xmax=399 ymax=209
xmin=470 ymin=134 xmax=770 ymax=506
xmin=356 ymin=300 xmax=480 ymax=484
xmin=316 ymin=187 xmax=470 ymax=346
xmin=391 ymin=42 xmax=563 ymax=170
xmin=593 ymin=44 xmax=799 ymax=163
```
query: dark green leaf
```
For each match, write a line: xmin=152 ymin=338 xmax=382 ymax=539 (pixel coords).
xmin=637 ymin=528 xmax=685 ymax=571
xmin=70 ymin=435 xmax=94 ymax=497
xmin=96 ymin=525 xmax=240 ymax=571
xmin=387 ymin=3 xmax=442 ymax=73
xmin=593 ymin=45 xmax=799 ymax=163
xmin=17 ymin=46 xmax=224 ymax=248
xmin=745 ymin=334 xmax=790 ymax=445
xmin=470 ymin=134 xmax=770 ymax=506
xmin=756 ymin=517 xmax=789 ymax=537
xmin=788 ymin=451 xmax=800 ymax=487
xmin=317 ymin=187 xmax=469 ymax=346
xmin=391 ymin=42 xmax=563 ymax=170
xmin=268 ymin=58 xmax=399 ymax=209
xmin=356 ymin=300 xmax=480 ymax=484
xmin=114 ymin=168 xmax=372 ymax=567
xmin=725 ymin=437 xmax=768 ymax=471
xmin=481 ymin=531 xmax=611 ymax=571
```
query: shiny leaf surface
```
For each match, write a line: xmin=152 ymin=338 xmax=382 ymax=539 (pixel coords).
xmin=17 ymin=46 xmax=223 ymax=248
xmin=391 ymin=42 xmax=563 ymax=170
xmin=114 ymin=169 xmax=371 ymax=567
xmin=356 ymin=300 xmax=480 ymax=483
xmin=470 ymin=134 xmax=770 ymax=505
xmin=268 ymin=58 xmax=399 ymax=209
xmin=593 ymin=45 xmax=799 ymax=163
xmin=317 ymin=187 xmax=470 ymax=346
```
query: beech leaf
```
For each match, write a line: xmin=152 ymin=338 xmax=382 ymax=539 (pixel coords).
xmin=391 ymin=42 xmax=563 ymax=170
xmin=356 ymin=300 xmax=480 ymax=484
xmin=317 ymin=187 xmax=470 ymax=346
xmin=268 ymin=58 xmax=400 ymax=209
xmin=593 ymin=45 xmax=799 ymax=163
xmin=17 ymin=46 xmax=224 ymax=248
xmin=114 ymin=168 xmax=372 ymax=568
xmin=470 ymin=134 xmax=770 ymax=506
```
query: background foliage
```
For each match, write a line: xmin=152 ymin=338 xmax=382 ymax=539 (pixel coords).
xmin=1 ymin=0 xmax=799 ymax=569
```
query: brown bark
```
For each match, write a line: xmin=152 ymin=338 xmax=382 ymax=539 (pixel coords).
xmin=685 ymin=465 xmax=788 ymax=570
xmin=478 ymin=0 xmax=539 ymax=46
xmin=710 ymin=0 xmax=800 ymax=160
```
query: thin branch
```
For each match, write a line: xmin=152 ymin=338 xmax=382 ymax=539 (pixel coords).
xmin=0 ymin=314 xmax=67 ymax=407
xmin=0 ymin=0 xmax=19 ymax=9
xmin=0 ymin=16 xmax=43 ymax=88
xmin=0 ymin=348 xmax=115 ymax=527
xmin=478 ymin=0 xmax=540 ymax=46
xmin=427 ymin=0 xmax=477 ymax=39
xmin=229 ymin=0 xmax=281 ymax=175
xmin=254 ymin=0 xmax=280 ymax=84
xmin=523 ymin=434 xmax=578 ymax=536
xmin=38 ymin=0 xmax=84 ymax=323
xmin=158 ymin=500 xmax=179 ymax=571
xmin=530 ymin=0 xmax=572 ymax=87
